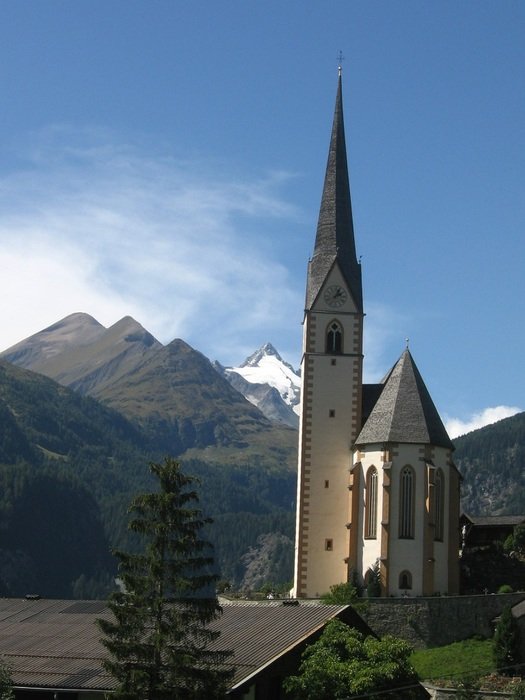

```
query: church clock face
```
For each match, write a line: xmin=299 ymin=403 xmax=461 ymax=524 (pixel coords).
xmin=324 ymin=285 xmax=347 ymax=308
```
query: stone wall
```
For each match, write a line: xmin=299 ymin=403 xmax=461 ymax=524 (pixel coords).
xmin=424 ymin=685 xmax=513 ymax=699
xmin=359 ymin=592 xmax=525 ymax=648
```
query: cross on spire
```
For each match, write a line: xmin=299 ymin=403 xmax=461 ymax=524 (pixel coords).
xmin=337 ymin=50 xmax=345 ymax=76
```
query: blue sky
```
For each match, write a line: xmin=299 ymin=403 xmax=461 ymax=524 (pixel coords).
xmin=0 ymin=1 xmax=524 ymax=436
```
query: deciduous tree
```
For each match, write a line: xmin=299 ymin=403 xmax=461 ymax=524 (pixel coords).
xmin=98 ymin=457 xmax=232 ymax=699
xmin=283 ymin=618 xmax=421 ymax=699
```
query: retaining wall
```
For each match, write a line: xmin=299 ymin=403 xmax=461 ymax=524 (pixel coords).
xmin=359 ymin=592 xmax=525 ymax=648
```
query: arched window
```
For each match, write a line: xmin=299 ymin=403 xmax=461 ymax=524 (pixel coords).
xmin=399 ymin=570 xmax=412 ymax=590
xmin=365 ymin=467 xmax=378 ymax=539
xmin=434 ymin=469 xmax=444 ymax=542
xmin=326 ymin=321 xmax=343 ymax=354
xmin=399 ymin=466 xmax=415 ymax=539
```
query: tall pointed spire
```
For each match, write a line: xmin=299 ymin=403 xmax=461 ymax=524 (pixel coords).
xmin=306 ymin=71 xmax=362 ymax=310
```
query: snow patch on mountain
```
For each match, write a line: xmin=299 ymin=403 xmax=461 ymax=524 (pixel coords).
xmin=216 ymin=343 xmax=301 ymax=428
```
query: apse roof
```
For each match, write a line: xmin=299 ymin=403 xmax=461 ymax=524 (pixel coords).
xmin=356 ymin=349 xmax=454 ymax=450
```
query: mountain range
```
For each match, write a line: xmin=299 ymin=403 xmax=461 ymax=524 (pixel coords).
xmin=1 ymin=313 xmax=297 ymax=466
xmin=1 ymin=312 xmax=525 ymax=598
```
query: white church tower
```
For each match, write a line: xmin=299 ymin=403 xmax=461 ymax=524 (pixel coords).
xmin=292 ymin=71 xmax=460 ymax=598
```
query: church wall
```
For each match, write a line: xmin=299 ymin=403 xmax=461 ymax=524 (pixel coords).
xmin=385 ymin=444 xmax=427 ymax=595
xmin=293 ymin=276 xmax=363 ymax=598
xmin=433 ymin=448 xmax=459 ymax=594
xmin=354 ymin=447 xmax=384 ymax=582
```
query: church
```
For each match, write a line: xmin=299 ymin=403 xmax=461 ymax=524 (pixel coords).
xmin=292 ymin=71 xmax=461 ymax=598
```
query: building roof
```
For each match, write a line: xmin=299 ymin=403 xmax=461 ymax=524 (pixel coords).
xmin=0 ymin=597 xmax=360 ymax=694
xmin=461 ymin=514 xmax=525 ymax=528
xmin=356 ymin=349 xmax=454 ymax=450
xmin=306 ymin=72 xmax=362 ymax=312
xmin=214 ymin=601 xmax=363 ymax=691
xmin=0 ymin=598 xmax=114 ymax=692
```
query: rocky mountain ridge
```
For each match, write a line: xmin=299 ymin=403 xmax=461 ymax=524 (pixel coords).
xmin=1 ymin=314 xmax=296 ymax=467
xmin=214 ymin=342 xmax=301 ymax=428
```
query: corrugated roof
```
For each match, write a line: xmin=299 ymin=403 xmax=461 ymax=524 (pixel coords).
xmin=0 ymin=598 xmax=356 ymax=693
xmin=209 ymin=603 xmax=355 ymax=689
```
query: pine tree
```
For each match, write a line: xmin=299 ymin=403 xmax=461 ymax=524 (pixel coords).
xmin=493 ymin=604 xmax=521 ymax=676
xmin=98 ymin=457 xmax=233 ymax=699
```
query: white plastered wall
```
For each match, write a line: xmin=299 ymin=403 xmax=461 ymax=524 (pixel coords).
xmin=355 ymin=442 xmax=454 ymax=596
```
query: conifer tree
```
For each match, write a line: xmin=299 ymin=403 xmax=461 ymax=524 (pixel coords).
xmin=98 ymin=457 xmax=233 ymax=700
xmin=493 ymin=604 xmax=521 ymax=676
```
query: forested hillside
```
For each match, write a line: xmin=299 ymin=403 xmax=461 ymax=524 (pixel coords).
xmin=0 ymin=360 xmax=295 ymax=597
xmin=454 ymin=411 xmax=525 ymax=515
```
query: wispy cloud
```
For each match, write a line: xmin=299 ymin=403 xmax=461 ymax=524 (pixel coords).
xmin=445 ymin=405 xmax=522 ymax=439
xmin=0 ymin=127 xmax=303 ymax=364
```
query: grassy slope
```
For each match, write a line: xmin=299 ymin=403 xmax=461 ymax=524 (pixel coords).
xmin=410 ymin=638 xmax=494 ymax=684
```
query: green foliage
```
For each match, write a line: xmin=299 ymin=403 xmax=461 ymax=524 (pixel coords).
xmin=494 ymin=605 xmax=521 ymax=675
xmin=506 ymin=523 xmax=525 ymax=557
xmin=499 ymin=584 xmax=514 ymax=594
xmin=410 ymin=637 xmax=494 ymax=681
xmin=320 ymin=581 xmax=359 ymax=605
xmin=510 ymin=681 xmax=525 ymax=700
xmin=283 ymin=619 xmax=419 ymax=700
xmin=0 ymin=660 xmax=13 ymax=700
xmin=366 ymin=560 xmax=382 ymax=597
xmin=512 ymin=681 xmax=525 ymax=699
xmin=98 ymin=458 xmax=233 ymax=700
xmin=0 ymin=465 xmax=114 ymax=597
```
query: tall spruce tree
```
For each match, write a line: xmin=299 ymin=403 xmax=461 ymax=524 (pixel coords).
xmin=98 ymin=457 xmax=233 ymax=700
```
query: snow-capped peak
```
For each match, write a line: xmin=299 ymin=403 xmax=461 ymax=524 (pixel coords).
xmin=241 ymin=342 xmax=282 ymax=367
xmin=218 ymin=343 xmax=301 ymax=428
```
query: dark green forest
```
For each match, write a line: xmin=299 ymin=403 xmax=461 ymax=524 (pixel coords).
xmin=0 ymin=361 xmax=295 ymax=598
xmin=454 ymin=411 xmax=525 ymax=516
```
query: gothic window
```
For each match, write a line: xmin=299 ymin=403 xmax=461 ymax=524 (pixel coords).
xmin=399 ymin=466 xmax=415 ymax=539
xmin=434 ymin=469 xmax=444 ymax=542
xmin=365 ymin=467 xmax=378 ymax=539
xmin=399 ymin=570 xmax=412 ymax=590
xmin=326 ymin=321 xmax=343 ymax=354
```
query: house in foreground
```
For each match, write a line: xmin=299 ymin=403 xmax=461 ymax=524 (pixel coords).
xmin=0 ymin=597 xmax=370 ymax=699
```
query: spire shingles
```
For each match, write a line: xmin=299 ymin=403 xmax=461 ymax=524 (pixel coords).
xmin=306 ymin=74 xmax=362 ymax=311
xmin=356 ymin=349 xmax=454 ymax=450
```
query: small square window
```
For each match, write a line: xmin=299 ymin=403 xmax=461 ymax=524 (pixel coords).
xmin=329 ymin=409 xmax=335 ymax=418
xmin=325 ymin=539 xmax=333 ymax=551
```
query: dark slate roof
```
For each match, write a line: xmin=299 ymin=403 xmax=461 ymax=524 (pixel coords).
xmin=306 ymin=73 xmax=362 ymax=311
xmin=0 ymin=597 xmax=365 ymax=694
xmin=356 ymin=349 xmax=454 ymax=449
xmin=461 ymin=514 xmax=525 ymax=527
